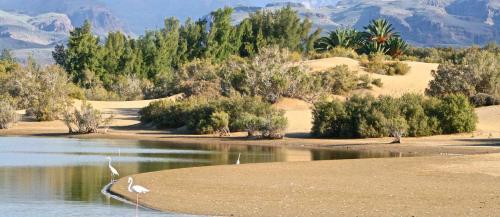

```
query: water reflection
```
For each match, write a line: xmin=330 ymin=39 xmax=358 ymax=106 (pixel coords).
xmin=0 ymin=136 xmax=412 ymax=217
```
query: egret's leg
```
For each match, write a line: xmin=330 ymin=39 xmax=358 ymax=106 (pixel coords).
xmin=136 ymin=194 xmax=139 ymax=217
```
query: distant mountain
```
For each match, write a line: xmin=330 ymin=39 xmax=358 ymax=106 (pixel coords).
xmin=328 ymin=0 xmax=499 ymax=46
xmin=0 ymin=10 xmax=71 ymax=49
xmin=232 ymin=0 xmax=500 ymax=46
xmin=0 ymin=0 xmax=497 ymax=52
xmin=0 ymin=0 xmax=129 ymax=36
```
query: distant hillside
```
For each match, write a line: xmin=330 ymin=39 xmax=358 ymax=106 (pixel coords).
xmin=0 ymin=10 xmax=71 ymax=50
xmin=232 ymin=0 xmax=499 ymax=46
xmin=0 ymin=0 xmax=497 ymax=52
xmin=0 ymin=0 xmax=129 ymax=36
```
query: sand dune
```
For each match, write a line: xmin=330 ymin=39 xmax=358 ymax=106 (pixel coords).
xmin=274 ymin=98 xmax=313 ymax=134
xmin=475 ymin=105 xmax=500 ymax=134
xmin=303 ymin=57 xmax=439 ymax=97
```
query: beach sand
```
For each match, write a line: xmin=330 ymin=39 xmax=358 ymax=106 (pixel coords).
xmin=111 ymin=153 xmax=500 ymax=217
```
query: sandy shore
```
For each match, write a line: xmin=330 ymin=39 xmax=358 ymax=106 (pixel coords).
xmin=111 ymin=153 xmax=500 ymax=217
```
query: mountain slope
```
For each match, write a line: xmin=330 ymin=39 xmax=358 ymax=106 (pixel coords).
xmin=232 ymin=0 xmax=499 ymax=46
xmin=0 ymin=10 xmax=71 ymax=49
xmin=0 ymin=0 xmax=129 ymax=36
xmin=0 ymin=0 xmax=497 ymax=49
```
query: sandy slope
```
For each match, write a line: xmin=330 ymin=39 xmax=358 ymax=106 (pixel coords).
xmin=111 ymin=153 xmax=500 ymax=217
xmin=274 ymin=98 xmax=313 ymax=134
xmin=303 ymin=57 xmax=439 ymax=97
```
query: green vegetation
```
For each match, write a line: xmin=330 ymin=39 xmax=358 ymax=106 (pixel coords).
xmin=313 ymin=65 xmax=382 ymax=95
xmin=0 ymin=97 xmax=17 ymax=129
xmin=314 ymin=19 xmax=408 ymax=58
xmin=0 ymin=57 xmax=74 ymax=121
xmin=312 ymin=94 xmax=477 ymax=140
xmin=404 ymin=43 xmax=500 ymax=63
xmin=360 ymin=54 xmax=411 ymax=75
xmin=426 ymin=47 xmax=500 ymax=107
xmin=53 ymin=7 xmax=318 ymax=101
xmin=63 ymin=102 xmax=113 ymax=134
xmin=140 ymin=96 xmax=287 ymax=138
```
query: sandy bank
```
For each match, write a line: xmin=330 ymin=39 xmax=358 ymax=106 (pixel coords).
xmin=111 ymin=153 xmax=500 ymax=217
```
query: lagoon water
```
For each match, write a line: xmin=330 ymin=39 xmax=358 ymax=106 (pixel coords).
xmin=0 ymin=136 xmax=409 ymax=217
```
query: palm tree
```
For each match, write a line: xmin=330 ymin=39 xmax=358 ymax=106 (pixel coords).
xmin=386 ymin=37 xmax=408 ymax=58
xmin=362 ymin=41 xmax=389 ymax=55
xmin=314 ymin=28 xmax=361 ymax=52
xmin=364 ymin=19 xmax=399 ymax=44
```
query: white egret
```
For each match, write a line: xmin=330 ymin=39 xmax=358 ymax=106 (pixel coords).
xmin=106 ymin=156 xmax=119 ymax=182
xmin=236 ymin=153 xmax=241 ymax=165
xmin=128 ymin=177 xmax=150 ymax=216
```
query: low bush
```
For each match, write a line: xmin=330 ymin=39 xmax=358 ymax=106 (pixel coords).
xmin=426 ymin=49 xmax=500 ymax=107
xmin=360 ymin=53 xmax=411 ymax=75
xmin=110 ymin=74 xmax=145 ymax=101
xmin=312 ymin=94 xmax=477 ymax=139
xmin=63 ymin=102 xmax=113 ymax=134
xmin=24 ymin=65 xmax=73 ymax=121
xmin=371 ymin=78 xmax=383 ymax=88
xmin=386 ymin=62 xmax=411 ymax=75
xmin=437 ymin=94 xmax=477 ymax=134
xmin=140 ymin=96 xmax=288 ymax=138
xmin=308 ymin=47 xmax=359 ymax=60
xmin=313 ymin=65 xmax=383 ymax=96
xmin=470 ymin=93 xmax=499 ymax=107
xmin=0 ymin=98 xmax=17 ymax=129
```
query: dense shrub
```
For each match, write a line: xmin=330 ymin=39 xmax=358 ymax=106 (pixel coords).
xmin=436 ymin=94 xmax=477 ymax=134
xmin=0 ymin=60 xmax=75 ymax=121
xmin=313 ymin=65 xmax=382 ymax=96
xmin=470 ymin=93 xmax=499 ymax=107
xmin=140 ymin=96 xmax=288 ymax=138
xmin=371 ymin=78 xmax=383 ymax=88
xmin=360 ymin=54 xmax=411 ymax=75
xmin=426 ymin=49 xmax=500 ymax=107
xmin=312 ymin=94 xmax=477 ymax=139
xmin=21 ymin=65 xmax=73 ymax=121
xmin=110 ymin=74 xmax=146 ymax=101
xmin=211 ymin=111 xmax=230 ymax=136
xmin=63 ymin=102 xmax=113 ymax=134
xmin=0 ymin=98 xmax=17 ymax=129
xmin=176 ymin=59 xmax=221 ymax=98
xmin=386 ymin=62 xmax=411 ymax=75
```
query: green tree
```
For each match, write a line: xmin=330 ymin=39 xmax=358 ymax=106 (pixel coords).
xmin=364 ymin=19 xmax=399 ymax=44
xmin=206 ymin=7 xmax=239 ymax=62
xmin=314 ymin=28 xmax=360 ymax=51
xmin=102 ymin=31 xmax=127 ymax=76
xmin=386 ymin=37 xmax=408 ymax=58
xmin=65 ymin=20 xmax=103 ymax=86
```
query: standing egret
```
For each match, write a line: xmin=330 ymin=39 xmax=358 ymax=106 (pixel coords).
xmin=128 ymin=177 xmax=150 ymax=216
xmin=106 ymin=156 xmax=119 ymax=182
xmin=236 ymin=153 xmax=241 ymax=165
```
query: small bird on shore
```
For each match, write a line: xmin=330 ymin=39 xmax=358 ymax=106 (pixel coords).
xmin=128 ymin=177 xmax=150 ymax=216
xmin=106 ymin=156 xmax=119 ymax=182
xmin=236 ymin=153 xmax=241 ymax=165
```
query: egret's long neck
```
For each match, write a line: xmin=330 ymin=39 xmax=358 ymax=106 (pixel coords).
xmin=108 ymin=159 xmax=111 ymax=167
xmin=128 ymin=179 xmax=133 ymax=192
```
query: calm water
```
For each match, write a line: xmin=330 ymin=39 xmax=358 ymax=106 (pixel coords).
xmin=0 ymin=136 xmax=409 ymax=217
